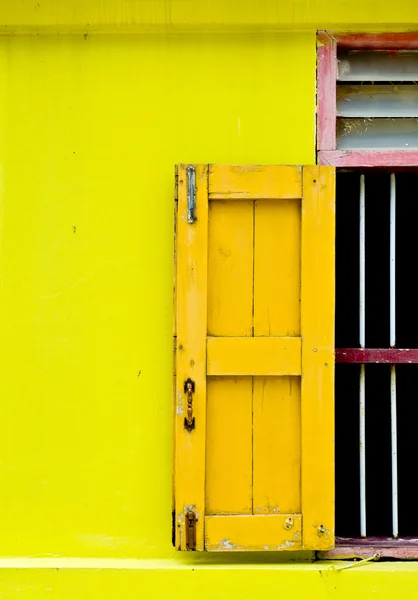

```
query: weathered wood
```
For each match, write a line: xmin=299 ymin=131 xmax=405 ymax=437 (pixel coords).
xmin=301 ymin=166 xmax=335 ymax=551
xmin=333 ymin=33 xmax=418 ymax=50
xmin=321 ymin=537 xmax=418 ymax=560
xmin=174 ymin=165 xmax=209 ymax=551
xmin=206 ymin=377 xmax=252 ymax=515
xmin=205 ymin=515 xmax=302 ymax=552
xmin=319 ymin=149 xmax=418 ymax=166
xmin=336 ymin=348 xmax=418 ymax=364
xmin=208 ymin=165 xmax=302 ymax=200
xmin=317 ymin=33 xmax=337 ymax=151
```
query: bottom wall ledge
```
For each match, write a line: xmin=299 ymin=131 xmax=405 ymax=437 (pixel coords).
xmin=0 ymin=558 xmax=417 ymax=600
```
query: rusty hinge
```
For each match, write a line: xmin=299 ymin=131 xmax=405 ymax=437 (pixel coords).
xmin=184 ymin=378 xmax=195 ymax=432
xmin=185 ymin=511 xmax=197 ymax=550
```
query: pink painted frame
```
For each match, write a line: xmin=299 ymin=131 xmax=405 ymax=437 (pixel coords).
xmin=336 ymin=348 xmax=418 ymax=364
xmin=316 ymin=31 xmax=418 ymax=167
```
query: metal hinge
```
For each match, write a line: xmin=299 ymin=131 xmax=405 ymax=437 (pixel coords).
xmin=187 ymin=165 xmax=197 ymax=223
xmin=185 ymin=511 xmax=197 ymax=550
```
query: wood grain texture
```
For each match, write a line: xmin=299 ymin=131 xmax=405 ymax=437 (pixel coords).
xmin=301 ymin=166 xmax=335 ymax=551
xmin=174 ymin=164 xmax=209 ymax=550
xmin=253 ymin=377 xmax=301 ymax=515
xmin=334 ymin=32 xmax=418 ymax=50
xmin=336 ymin=348 xmax=418 ymax=363
xmin=209 ymin=165 xmax=302 ymax=200
xmin=322 ymin=537 xmax=418 ymax=560
xmin=254 ymin=199 xmax=300 ymax=337
xmin=205 ymin=515 xmax=302 ymax=551
xmin=207 ymin=337 xmax=301 ymax=376
xmin=207 ymin=200 xmax=253 ymax=336
xmin=317 ymin=34 xmax=337 ymax=151
xmin=206 ymin=377 xmax=252 ymax=515
xmin=319 ymin=149 xmax=418 ymax=167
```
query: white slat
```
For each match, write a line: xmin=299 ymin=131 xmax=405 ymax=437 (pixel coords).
xmin=338 ymin=51 xmax=418 ymax=81
xmin=337 ymin=118 xmax=418 ymax=149
xmin=337 ymin=85 xmax=418 ymax=117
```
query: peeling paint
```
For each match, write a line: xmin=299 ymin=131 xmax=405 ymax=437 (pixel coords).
xmin=176 ymin=391 xmax=183 ymax=416
xmin=277 ymin=540 xmax=295 ymax=550
xmin=220 ymin=539 xmax=235 ymax=550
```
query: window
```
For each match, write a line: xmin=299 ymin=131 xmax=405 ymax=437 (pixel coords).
xmin=317 ymin=32 xmax=418 ymax=560
xmin=331 ymin=170 xmax=418 ymax=560
xmin=317 ymin=32 xmax=418 ymax=167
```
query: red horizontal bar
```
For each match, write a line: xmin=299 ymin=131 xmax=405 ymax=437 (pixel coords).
xmin=332 ymin=33 xmax=418 ymax=50
xmin=336 ymin=348 xmax=418 ymax=364
xmin=323 ymin=537 xmax=418 ymax=560
xmin=318 ymin=150 xmax=418 ymax=168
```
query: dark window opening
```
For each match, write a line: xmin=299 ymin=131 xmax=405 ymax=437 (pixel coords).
xmin=335 ymin=171 xmax=418 ymax=539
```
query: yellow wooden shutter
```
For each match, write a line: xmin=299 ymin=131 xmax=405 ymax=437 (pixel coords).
xmin=174 ymin=165 xmax=335 ymax=552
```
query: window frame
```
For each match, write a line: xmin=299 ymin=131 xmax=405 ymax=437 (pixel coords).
xmin=317 ymin=31 xmax=418 ymax=167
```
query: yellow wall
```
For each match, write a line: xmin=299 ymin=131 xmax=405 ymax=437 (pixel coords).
xmin=0 ymin=1 xmax=417 ymax=597
xmin=0 ymin=30 xmax=315 ymax=560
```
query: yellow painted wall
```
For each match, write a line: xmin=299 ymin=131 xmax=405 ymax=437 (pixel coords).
xmin=0 ymin=30 xmax=315 ymax=560
xmin=0 ymin=1 xmax=417 ymax=597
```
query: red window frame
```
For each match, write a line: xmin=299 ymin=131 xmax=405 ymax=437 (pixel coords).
xmin=317 ymin=31 xmax=418 ymax=167
xmin=317 ymin=33 xmax=418 ymax=558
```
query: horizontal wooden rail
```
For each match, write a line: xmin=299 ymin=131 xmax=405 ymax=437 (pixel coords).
xmin=207 ymin=336 xmax=301 ymax=376
xmin=205 ymin=515 xmax=302 ymax=552
xmin=208 ymin=165 xmax=302 ymax=199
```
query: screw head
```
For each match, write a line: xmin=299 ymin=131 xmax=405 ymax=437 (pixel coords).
xmin=284 ymin=517 xmax=294 ymax=530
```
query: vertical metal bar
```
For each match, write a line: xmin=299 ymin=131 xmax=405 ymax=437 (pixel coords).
xmin=360 ymin=174 xmax=366 ymax=350
xmin=390 ymin=172 xmax=399 ymax=539
xmin=390 ymin=174 xmax=396 ymax=349
xmin=359 ymin=173 xmax=366 ymax=538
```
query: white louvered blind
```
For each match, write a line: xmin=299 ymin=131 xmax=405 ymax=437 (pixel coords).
xmin=337 ymin=51 xmax=418 ymax=149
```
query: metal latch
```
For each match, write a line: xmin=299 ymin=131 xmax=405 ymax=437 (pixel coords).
xmin=185 ymin=511 xmax=197 ymax=550
xmin=187 ymin=165 xmax=196 ymax=223
xmin=184 ymin=378 xmax=195 ymax=431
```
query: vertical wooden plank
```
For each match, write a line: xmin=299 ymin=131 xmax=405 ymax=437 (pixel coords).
xmin=253 ymin=377 xmax=301 ymax=514
xmin=253 ymin=197 xmax=301 ymax=515
xmin=174 ymin=164 xmax=208 ymax=550
xmin=207 ymin=200 xmax=254 ymax=336
xmin=317 ymin=32 xmax=337 ymax=151
xmin=206 ymin=198 xmax=254 ymax=517
xmin=254 ymin=199 xmax=301 ymax=337
xmin=301 ymin=166 xmax=335 ymax=550
xmin=172 ymin=167 xmax=178 ymax=523
xmin=206 ymin=377 xmax=253 ymax=515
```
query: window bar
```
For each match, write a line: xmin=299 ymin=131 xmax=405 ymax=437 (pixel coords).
xmin=359 ymin=173 xmax=366 ymax=538
xmin=390 ymin=173 xmax=399 ymax=539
